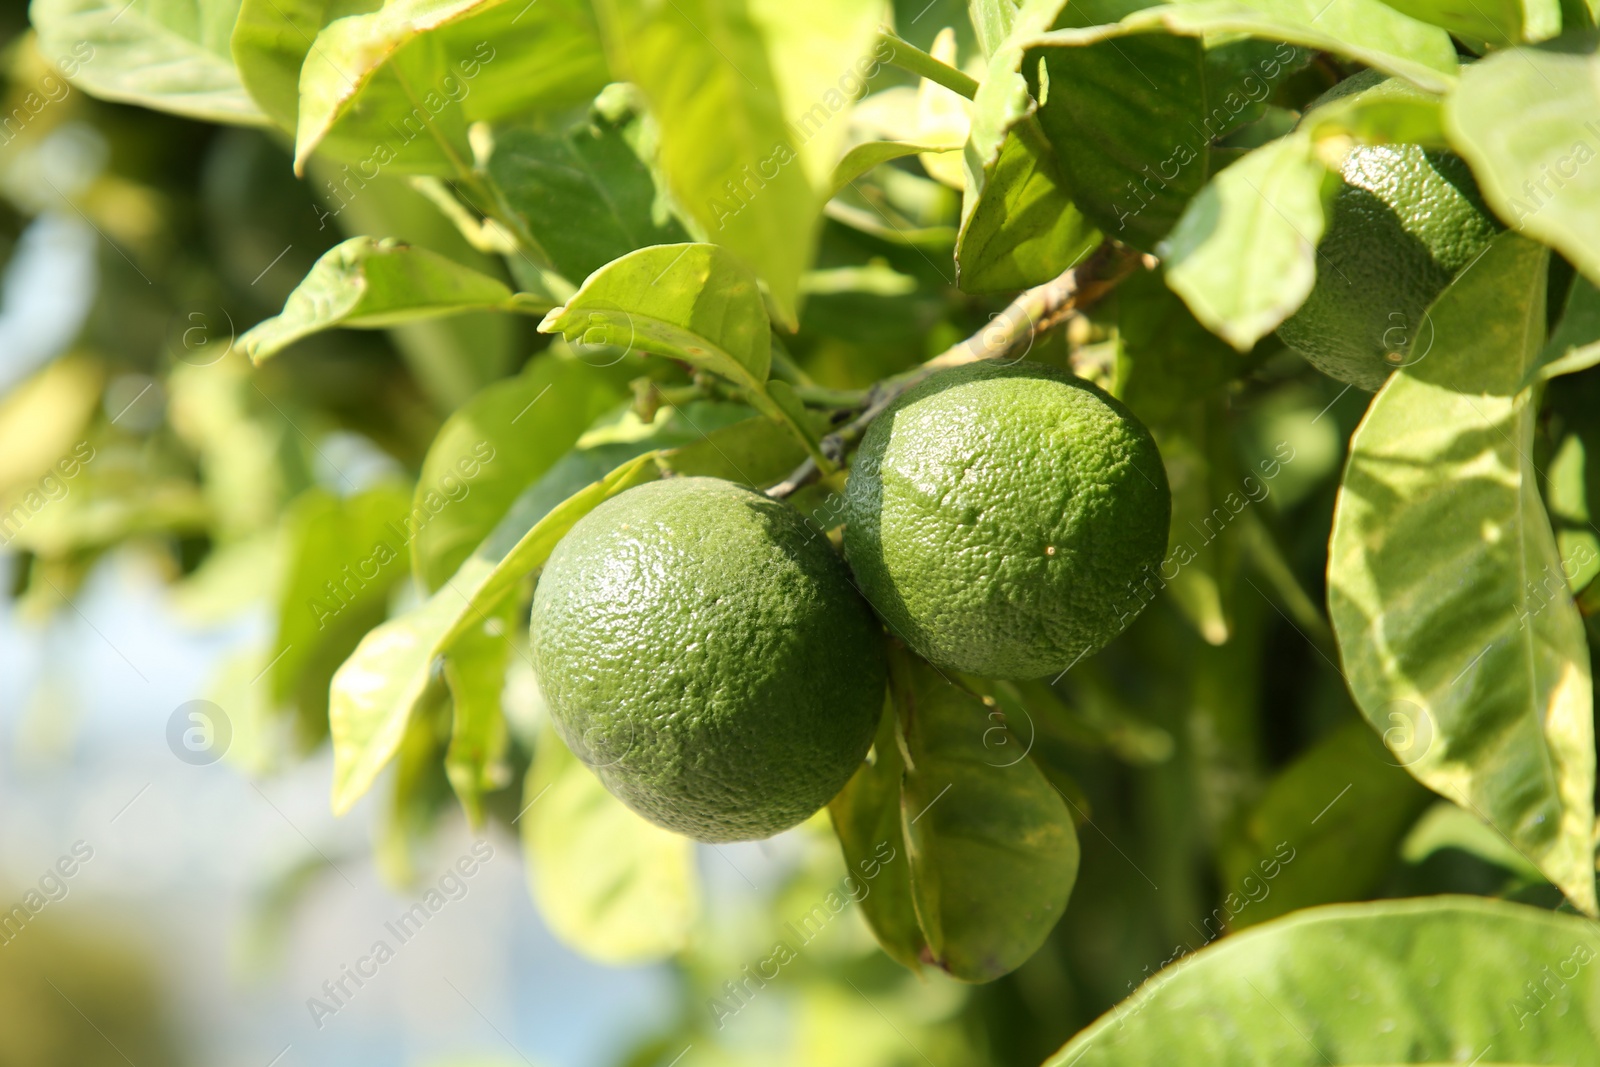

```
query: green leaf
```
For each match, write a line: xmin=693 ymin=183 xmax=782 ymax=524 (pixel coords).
xmin=487 ymin=85 xmax=691 ymax=285
xmin=409 ymin=355 xmax=628 ymax=592
xmin=441 ymin=600 xmax=515 ymax=827
xmin=957 ymin=0 xmax=1099 ymax=292
xmin=1033 ymin=12 xmax=1309 ymax=253
xmin=522 ymin=724 xmax=698 ymax=963
xmin=1160 ymin=131 xmax=1335 ymax=351
xmin=289 ymin=0 xmax=608 ymax=173
xmin=1038 ymin=0 xmax=1460 ymax=94
xmin=894 ymin=649 xmax=1079 ymax=983
xmin=1045 ymin=896 xmax=1600 ymax=1065
xmin=829 ymin=140 xmax=958 ymax=197
xmin=230 ymin=0 xmax=325 ymax=129
xmin=1445 ymin=38 xmax=1600 ymax=290
xmin=33 ymin=0 xmax=268 ymax=124
xmin=539 ymin=244 xmax=827 ymax=467
xmin=828 ymin=699 xmax=927 ymax=972
xmin=969 ymin=0 xmax=1034 ymax=56
xmin=1328 ymin=231 xmax=1598 ymax=915
xmin=1378 ymin=0 xmax=1562 ymax=47
xmin=1300 ymin=77 xmax=1449 ymax=150
xmin=270 ymin=484 xmax=414 ymax=746
xmin=328 ymin=454 xmax=660 ymax=814
xmin=375 ymin=681 xmax=453 ymax=885
xmin=592 ymin=0 xmax=886 ymax=325
xmin=1112 ymin=268 xmax=1246 ymax=426
xmin=541 ymin=244 xmax=770 ymax=385
xmin=240 ymin=237 xmax=519 ymax=363
xmin=1401 ymin=800 xmax=1546 ymax=882
xmin=1532 ymin=276 xmax=1600 ymax=382
xmin=959 ymin=121 xmax=1101 ymax=292
xmin=1220 ymin=719 xmax=1432 ymax=929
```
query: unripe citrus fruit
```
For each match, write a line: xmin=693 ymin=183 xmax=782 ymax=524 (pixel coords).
xmin=843 ymin=360 xmax=1169 ymax=680
xmin=529 ymin=476 xmax=886 ymax=843
xmin=1277 ymin=76 xmax=1499 ymax=390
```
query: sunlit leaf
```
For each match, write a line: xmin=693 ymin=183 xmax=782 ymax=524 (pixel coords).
xmin=1160 ymin=131 xmax=1335 ymax=351
xmin=409 ymin=354 xmax=628 ymax=592
xmin=292 ymin=0 xmax=608 ymax=173
xmin=828 ymin=698 xmax=926 ymax=972
xmin=1379 ymin=0 xmax=1561 ymax=47
xmin=1445 ymin=37 xmax=1600 ymax=289
xmin=1046 ymin=897 xmax=1600 ymax=1065
xmin=830 ymin=140 xmax=958 ymax=197
xmin=1329 ymin=231 xmax=1598 ymax=914
xmin=593 ymin=0 xmax=886 ymax=325
xmin=241 ymin=236 xmax=521 ymax=363
xmin=523 ymin=724 xmax=698 ymax=962
xmin=34 ymin=0 xmax=268 ymax=124
xmin=1038 ymin=0 xmax=1460 ymax=94
xmin=539 ymin=244 xmax=823 ymax=463
xmin=894 ymin=648 xmax=1078 ymax=982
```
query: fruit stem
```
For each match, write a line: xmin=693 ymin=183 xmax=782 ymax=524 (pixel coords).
xmin=766 ymin=242 xmax=1142 ymax=499
xmin=878 ymin=28 xmax=981 ymax=100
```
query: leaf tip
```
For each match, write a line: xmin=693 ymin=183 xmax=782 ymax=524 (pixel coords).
xmin=537 ymin=307 xmax=567 ymax=334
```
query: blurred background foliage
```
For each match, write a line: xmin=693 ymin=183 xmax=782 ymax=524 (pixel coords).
xmin=0 ymin=0 xmax=1586 ymax=1063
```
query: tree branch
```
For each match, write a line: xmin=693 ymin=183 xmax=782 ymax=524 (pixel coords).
xmin=766 ymin=242 xmax=1141 ymax=499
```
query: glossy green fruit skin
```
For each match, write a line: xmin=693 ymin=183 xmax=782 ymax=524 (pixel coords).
xmin=844 ymin=360 xmax=1170 ymax=680
xmin=1277 ymin=89 xmax=1499 ymax=390
xmin=530 ymin=476 xmax=886 ymax=843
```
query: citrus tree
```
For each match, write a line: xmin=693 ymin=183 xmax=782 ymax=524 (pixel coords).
xmin=11 ymin=0 xmax=1600 ymax=1061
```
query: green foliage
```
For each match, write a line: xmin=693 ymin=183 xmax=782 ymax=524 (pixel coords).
xmin=32 ymin=0 xmax=267 ymax=123
xmin=957 ymin=0 xmax=1099 ymax=291
xmin=408 ymin=353 xmax=628 ymax=591
xmin=292 ymin=0 xmax=607 ymax=174
xmin=894 ymin=650 xmax=1079 ymax=982
xmin=592 ymin=0 xmax=884 ymax=325
xmin=1047 ymin=896 xmax=1600 ymax=1065
xmin=522 ymin=722 xmax=699 ymax=961
xmin=1160 ymin=131 xmax=1333 ymax=349
xmin=1445 ymin=37 xmax=1600 ymax=288
xmin=24 ymin=0 xmax=1600 ymax=1057
xmin=240 ymin=236 xmax=529 ymax=362
xmin=486 ymin=85 xmax=690 ymax=284
xmin=1329 ymin=232 xmax=1597 ymax=913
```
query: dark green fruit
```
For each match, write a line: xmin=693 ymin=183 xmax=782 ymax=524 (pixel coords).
xmin=843 ymin=360 xmax=1170 ymax=680
xmin=529 ymin=476 xmax=886 ymax=843
xmin=1277 ymin=76 xmax=1500 ymax=390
